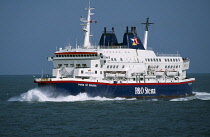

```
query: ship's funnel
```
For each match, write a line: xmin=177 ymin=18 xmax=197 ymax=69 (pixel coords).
xmin=99 ymin=27 xmax=118 ymax=46
xmin=123 ymin=27 xmax=145 ymax=49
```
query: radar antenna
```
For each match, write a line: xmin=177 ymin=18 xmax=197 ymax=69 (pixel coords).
xmin=141 ymin=18 xmax=154 ymax=50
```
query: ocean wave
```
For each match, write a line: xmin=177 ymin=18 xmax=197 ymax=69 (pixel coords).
xmin=170 ymin=92 xmax=210 ymax=101
xmin=8 ymin=88 xmax=135 ymax=102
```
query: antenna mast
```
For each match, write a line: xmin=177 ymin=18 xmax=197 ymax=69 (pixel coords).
xmin=80 ymin=1 xmax=95 ymax=49
xmin=142 ymin=18 xmax=154 ymax=50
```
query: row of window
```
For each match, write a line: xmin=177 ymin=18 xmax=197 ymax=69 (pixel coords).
xmin=104 ymin=51 xmax=130 ymax=53
xmin=110 ymin=58 xmax=123 ymax=61
xmin=56 ymin=54 xmax=98 ymax=57
xmin=58 ymin=63 xmax=181 ymax=69
xmin=165 ymin=58 xmax=180 ymax=62
xmin=107 ymin=65 xmax=125 ymax=69
xmin=148 ymin=65 xmax=181 ymax=69
xmin=146 ymin=58 xmax=161 ymax=62
xmin=58 ymin=64 xmax=87 ymax=68
xmin=145 ymin=58 xmax=181 ymax=62
xmin=165 ymin=65 xmax=181 ymax=69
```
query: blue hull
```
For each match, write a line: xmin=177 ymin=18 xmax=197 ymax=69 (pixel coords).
xmin=37 ymin=80 xmax=194 ymax=98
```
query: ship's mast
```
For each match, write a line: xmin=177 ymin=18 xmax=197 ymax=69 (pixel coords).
xmin=81 ymin=1 xmax=95 ymax=49
xmin=142 ymin=18 xmax=154 ymax=50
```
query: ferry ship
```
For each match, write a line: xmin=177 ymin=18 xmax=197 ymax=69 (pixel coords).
xmin=34 ymin=4 xmax=195 ymax=98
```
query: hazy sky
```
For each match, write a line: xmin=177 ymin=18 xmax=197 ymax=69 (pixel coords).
xmin=0 ymin=0 xmax=210 ymax=75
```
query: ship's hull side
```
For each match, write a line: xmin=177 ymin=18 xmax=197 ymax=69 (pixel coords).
xmin=37 ymin=80 xmax=194 ymax=98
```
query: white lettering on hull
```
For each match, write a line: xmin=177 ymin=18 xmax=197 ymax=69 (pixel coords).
xmin=78 ymin=83 xmax=97 ymax=87
xmin=135 ymin=87 xmax=156 ymax=95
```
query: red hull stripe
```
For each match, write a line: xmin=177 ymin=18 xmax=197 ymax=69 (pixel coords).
xmin=34 ymin=80 xmax=195 ymax=86
xmin=55 ymin=52 xmax=98 ymax=55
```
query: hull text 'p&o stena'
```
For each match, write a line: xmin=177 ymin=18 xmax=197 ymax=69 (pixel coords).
xmin=34 ymin=3 xmax=195 ymax=98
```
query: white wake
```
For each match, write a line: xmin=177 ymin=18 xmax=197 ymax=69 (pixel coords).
xmin=170 ymin=92 xmax=210 ymax=101
xmin=8 ymin=88 xmax=135 ymax=102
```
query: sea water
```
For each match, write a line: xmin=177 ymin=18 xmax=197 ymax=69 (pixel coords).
xmin=0 ymin=74 xmax=210 ymax=137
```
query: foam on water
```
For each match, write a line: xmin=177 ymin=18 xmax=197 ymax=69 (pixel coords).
xmin=8 ymin=88 xmax=135 ymax=102
xmin=170 ymin=92 xmax=210 ymax=101
xmin=8 ymin=88 xmax=210 ymax=102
